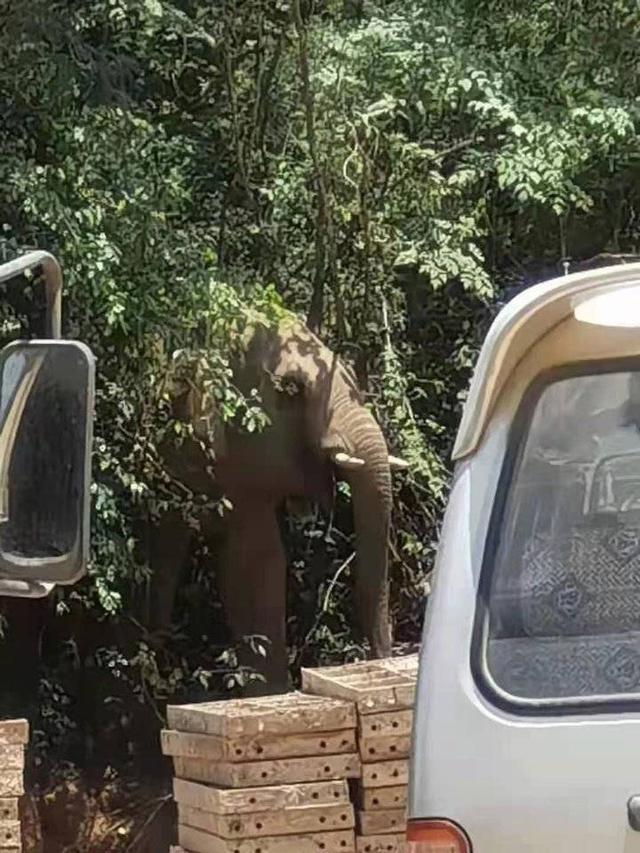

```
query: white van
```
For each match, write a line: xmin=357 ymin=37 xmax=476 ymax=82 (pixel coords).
xmin=408 ymin=263 xmax=640 ymax=852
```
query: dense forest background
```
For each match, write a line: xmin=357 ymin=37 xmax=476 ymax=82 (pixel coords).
xmin=2 ymin=0 xmax=640 ymax=848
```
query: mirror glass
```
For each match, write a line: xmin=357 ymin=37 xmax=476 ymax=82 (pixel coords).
xmin=0 ymin=341 xmax=94 ymax=582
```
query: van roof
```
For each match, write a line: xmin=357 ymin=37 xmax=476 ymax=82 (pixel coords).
xmin=452 ymin=261 xmax=640 ymax=461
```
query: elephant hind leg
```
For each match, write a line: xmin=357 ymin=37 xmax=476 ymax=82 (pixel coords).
xmin=218 ymin=500 xmax=289 ymax=694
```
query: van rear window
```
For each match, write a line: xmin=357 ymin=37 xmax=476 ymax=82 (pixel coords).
xmin=479 ymin=367 xmax=640 ymax=709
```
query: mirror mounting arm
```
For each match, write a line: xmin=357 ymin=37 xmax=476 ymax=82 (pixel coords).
xmin=0 ymin=252 xmax=62 ymax=339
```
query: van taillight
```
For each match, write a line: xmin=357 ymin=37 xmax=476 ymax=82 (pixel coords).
xmin=407 ymin=819 xmax=472 ymax=852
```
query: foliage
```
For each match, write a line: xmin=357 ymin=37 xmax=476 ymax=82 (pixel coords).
xmin=1 ymin=0 xmax=640 ymax=777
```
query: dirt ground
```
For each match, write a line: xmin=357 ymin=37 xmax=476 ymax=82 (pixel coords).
xmin=21 ymin=775 xmax=176 ymax=853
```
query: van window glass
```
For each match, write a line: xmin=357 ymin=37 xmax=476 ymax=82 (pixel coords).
xmin=484 ymin=369 xmax=640 ymax=703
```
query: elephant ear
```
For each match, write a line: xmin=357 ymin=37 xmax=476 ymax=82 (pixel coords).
xmin=166 ymin=357 xmax=226 ymax=457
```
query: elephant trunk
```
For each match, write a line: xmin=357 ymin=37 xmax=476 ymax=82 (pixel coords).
xmin=337 ymin=405 xmax=393 ymax=658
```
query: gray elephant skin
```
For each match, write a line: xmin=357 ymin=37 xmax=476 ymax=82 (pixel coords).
xmin=146 ymin=319 xmax=407 ymax=690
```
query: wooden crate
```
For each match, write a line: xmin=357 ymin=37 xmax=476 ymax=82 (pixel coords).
xmin=356 ymin=834 xmax=405 ymax=853
xmin=0 ymin=802 xmax=17 ymax=823
xmin=359 ymin=733 xmax=410 ymax=763
xmin=173 ymin=753 xmax=361 ymax=788
xmin=178 ymin=824 xmax=356 ymax=853
xmin=358 ymin=809 xmax=405 ymax=836
xmin=167 ymin=693 xmax=355 ymax=739
xmin=0 ymin=821 xmax=20 ymax=848
xmin=178 ymin=800 xmax=355 ymax=838
xmin=358 ymin=711 xmax=413 ymax=741
xmin=379 ymin=657 xmax=418 ymax=679
xmin=360 ymin=786 xmax=407 ymax=812
xmin=0 ymin=748 xmax=23 ymax=772
xmin=0 ymin=722 xmax=28 ymax=746
xmin=301 ymin=659 xmax=416 ymax=715
xmin=0 ymin=774 xmax=22 ymax=798
xmin=174 ymin=778 xmax=350 ymax=815
xmin=361 ymin=761 xmax=408 ymax=789
xmin=162 ymin=728 xmax=357 ymax=763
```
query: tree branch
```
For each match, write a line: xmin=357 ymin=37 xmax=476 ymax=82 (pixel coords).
xmin=292 ymin=0 xmax=331 ymax=333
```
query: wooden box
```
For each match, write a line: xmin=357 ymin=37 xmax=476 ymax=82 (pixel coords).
xmin=0 ymin=776 xmax=22 ymax=799
xmin=173 ymin=778 xmax=351 ymax=815
xmin=0 ymin=821 xmax=20 ymax=848
xmin=358 ymin=710 xmax=413 ymax=741
xmin=178 ymin=824 xmax=356 ymax=853
xmin=360 ymin=786 xmax=407 ymax=812
xmin=172 ymin=752 xmax=361 ymax=788
xmin=301 ymin=657 xmax=418 ymax=716
xmin=162 ymin=727 xmax=357 ymax=763
xmin=167 ymin=693 xmax=356 ymax=739
xmin=358 ymin=809 xmax=405 ymax=836
xmin=361 ymin=761 xmax=408 ymax=789
xmin=178 ymin=800 xmax=354 ymax=839
xmin=174 ymin=776 xmax=355 ymax=838
xmin=356 ymin=833 xmax=405 ymax=852
xmin=0 ymin=722 xmax=28 ymax=746
xmin=0 ymin=802 xmax=18 ymax=824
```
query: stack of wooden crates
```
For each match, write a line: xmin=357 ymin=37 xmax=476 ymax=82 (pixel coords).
xmin=0 ymin=719 xmax=28 ymax=853
xmin=163 ymin=692 xmax=361 ymax=852
xmin=302 ymin=655 xmax=418 ymax=853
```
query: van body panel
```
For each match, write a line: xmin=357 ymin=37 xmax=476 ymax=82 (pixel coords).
xmin=411 ymin=273 xmax=640 ymax=852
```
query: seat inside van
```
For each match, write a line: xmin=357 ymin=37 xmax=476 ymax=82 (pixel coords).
xmin=485 ymin=371 xmax=640 ymax=701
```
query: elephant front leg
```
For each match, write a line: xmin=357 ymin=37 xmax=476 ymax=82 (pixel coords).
xmin=146 ymin=510 xmax=193 ymax=633
xmin=218 ymin=500 xmax=289 ymax=694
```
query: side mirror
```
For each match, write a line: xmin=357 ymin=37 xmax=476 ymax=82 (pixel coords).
xmin=0 ymin=340 xmax=94 ymax=584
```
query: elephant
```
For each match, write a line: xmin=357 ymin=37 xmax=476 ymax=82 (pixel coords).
xmin=145 ymin=318 xmax=407 ymax=690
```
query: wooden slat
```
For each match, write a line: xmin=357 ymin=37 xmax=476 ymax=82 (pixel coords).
xmin=0 ymin=774 xmax=22 ymax=798
xmin=358 ymin=809 xmax=406 ymax=835
xmin=174 ymin=753 xmax=361 ymax=788
xmin=360 ymin=786 xmax=407 ymax=811
xmin=361 ymin=761 xmax=408 ymax=789
xmin=359 ymin=734 xmax=410 ymax=763
xmin=168 ymin=693 xmax=355 ymax=739
xmin=356 ymin=833 xmax=406 ymax=852
xmin=0 ymin=801 xmax=18 ymax=823
xmin=358 ymin=711 xmax=413 ymax=740
xmin=0 ymin=721 xmax=28 ymax=746
xmin=174 ymin=778 xmax=350 ymax=815
xmin=178 ymin=801 xmax=355 ymax=838
xmin=0 ymin=821 xmax=20 ymax=847
xmin=162 ymin=728 xmax=356 ymax=763
xmin=178 ymin=825 xmax=356 ymax=853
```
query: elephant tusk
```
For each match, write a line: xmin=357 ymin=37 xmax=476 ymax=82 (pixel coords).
xmin=331 ymin=451 xmax=366 ymax=469
xmin=388 ymin=454 xmax=410 ymax=470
